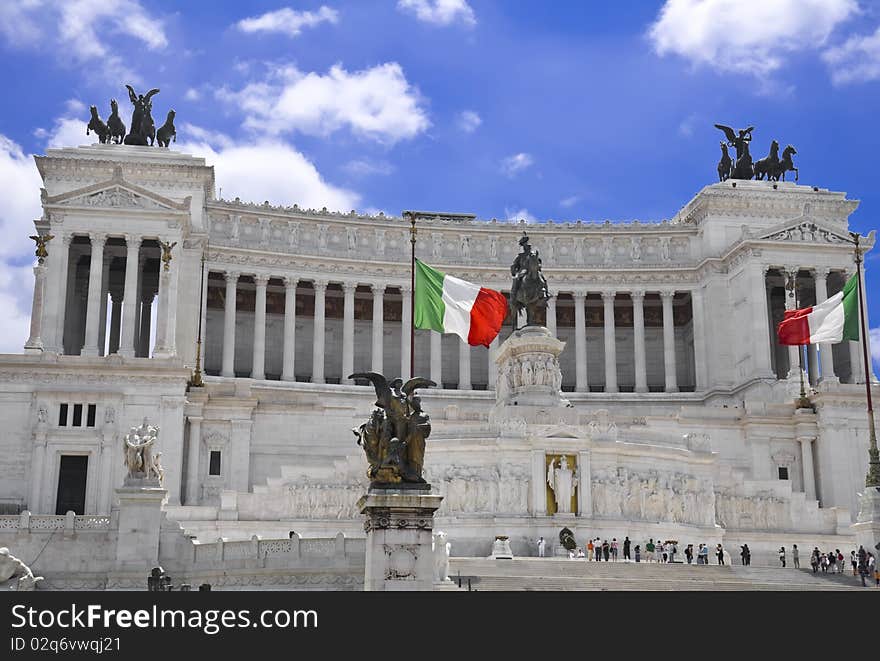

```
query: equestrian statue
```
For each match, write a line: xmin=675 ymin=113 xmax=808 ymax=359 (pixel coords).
xmin=509 ymin=232 xmax=550 ymax=329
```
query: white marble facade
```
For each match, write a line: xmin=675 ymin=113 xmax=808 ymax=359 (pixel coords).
xmin=0 ymin=143 xmax=878 ymax=559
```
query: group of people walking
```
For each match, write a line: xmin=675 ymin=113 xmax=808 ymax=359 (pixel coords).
xmin=804 ymin=545 xmax=878 ymax=586
xmin=538 ymin=536 xmax=726 ymax=565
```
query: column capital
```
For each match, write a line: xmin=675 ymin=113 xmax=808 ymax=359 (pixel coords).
xmin=313 ymin=279 xmax=328 ymax=291
xmin=124 ymin=234 xmax=142 ymax=250
xmin=630 ymin=289 xmax=645 ymax=301
xmin=253 ymin=273 xmax=270 ymax=287
xmin=89 ymin=231 xmax=108 ymax=246
xmin=61 ymin=232 xmax=74 ymax=246
xmin=224 ymin=270 xmax=240 ymax=283
xmin=660 ymin=290 xmax=676 ymax=302
xmin=572 ymin=288 xmax=587 ymax=299
xmin=399 ymin=284 xmax=412 ymax=295
xmin=812 ymin=267 xmax=832 ymax=278
xmin=601 ymin=290 xmax=616 ymax=301
xmin=370 ymin=282 xmax=387 ymax=294
xmin=342 ymin=281 xmax=358 ymax=294
xmin=282 ymin=275 xmax=298 ymax=289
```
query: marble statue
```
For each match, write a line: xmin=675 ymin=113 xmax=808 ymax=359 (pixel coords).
xmin=547 ymin=456 xmax=577 ymax=514
xmin=432 ymin=531 xmax=451 ymax=582
xmin=509 ymin=232 xmax=550 ymax=328
xmin=0 ymin=548 xmax=43 ymax=591
xmin=124 ymin=418 xmax=159 ymax=482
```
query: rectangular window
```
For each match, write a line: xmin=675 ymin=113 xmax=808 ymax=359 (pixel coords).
xmin=58 ymin=403 xmax=68 ymax=427
xmin=86 ymin=404 xmax=96 ymax=427
xmin=778 ymin=466 xmax=789 ymax=480
xmin=72 ymin=404 xmax=83 ymax=427
xmin=209 ymin=451 xmax=222 ymax=476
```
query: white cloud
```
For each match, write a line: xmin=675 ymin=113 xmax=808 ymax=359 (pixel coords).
xmin=184 ymin=88 xmax=201 ymax=102
xmin=0 ymin=0 xmax=168 ymax=83
xmin=871 ymin=327 xmax=880 ymax=368
xmin=559 ymin=195 xmax=580 ymax=209
xmin=397 ymin=0 xmax=476 ymax=27
xmin=217 ymin=62 xmax=430 ymax=145
xmin=500 ymin=153 xmax=533 ymax=177
xmin=678 ymin=113 xmax=698 ymax=137
xmin=456 ymin=110 xmax=481 ymax=133
xmin=237 ymin=5 xmax=339 ymax=37
xmin=823 ymin=26 xmax=880 ymax=84
xmin=178 ymin=129 xmax=360 ymax=212
xmin=648 ymin=0 xmax=858 ymax=77
xmin=342 ymin=159 xmax=394 ymax=177
xmin=504 ymin=207 xmax=537 ymax=223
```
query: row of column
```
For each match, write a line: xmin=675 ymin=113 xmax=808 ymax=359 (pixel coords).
xmin=215 ymin=271 xmax=695 ymax=394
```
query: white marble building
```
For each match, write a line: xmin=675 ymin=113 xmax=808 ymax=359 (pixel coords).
xmin=1 ymin=143 xmax=877 ymax=561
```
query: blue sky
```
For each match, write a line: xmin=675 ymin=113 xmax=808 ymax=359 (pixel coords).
xmin=0 ymin=0 xmax=878 ymax=369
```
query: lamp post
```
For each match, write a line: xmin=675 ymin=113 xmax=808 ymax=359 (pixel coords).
xmin=189 ymin=251 xmax=206 ymax=389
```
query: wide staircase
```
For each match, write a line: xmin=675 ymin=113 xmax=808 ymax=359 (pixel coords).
xmin=448 ymin=558 xmax=870 ymax=591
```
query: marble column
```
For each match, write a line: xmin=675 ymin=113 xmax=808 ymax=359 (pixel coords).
xmin=138 ymin=291 xmax=154 ymax=358
xmin=371 ymin=283 xmax=385 ymax=375
xmin=799 ymin=436 xmax=817 ymax=501
xmin=690 ymin=287 xmax=708 ymax=391
xmin=574 ymin=290 xmax=587 ymax=392
xmin=784 ymin=269 xmax=801 ymax=380
xmin=29 ymin=436 xmax=47 ymax=513
xmin=814 ymin=269 xmax=836 ymax=382
xmin=252 ymin=274 xmax=268 ymax=379
xmin=661 ymin=290 xmax=678 ymax=393
xmin=24 ymin=263 xmax=48 ymax=353
xmin=81 ymin=232 xmax=107 ymax=356
xmin=458 ymin=339 xmax=471 ymax=390
xmin=546 ymin=294 xmax=557 ymax=337
xmin=281 ymin=277 xmax=297 ymax=381
xmin=52 ymin=233 xmax=73 ymax=353
xmin=118 ymin=236 xmax=141 ymax=357
xmin=185 ymin=417 xmax=202 ymax=505
xmin=221 ymin=271 xmax=239 ymax=377
xmin=488 ymin=335 xmax=499 ymax=391
xmin=133 ymin=253 xmax=145 ymax=356
xmin=312 ymin=280 xmax=327 ymax=384
xmin=577 ymin=450 xmax=592 ymax=517
xmin=341 ymin=282 xmax=356 ymax=384
xmin=40 ymin=232 xmax=66 ymax=353
xmin=602 ymin=290 xmax=618 ymax=393
xmin=400 ymin=286 xmax=412 ymax=381
xmin=98 ymin=254 xmax=111 ymax=356
xmin=751 ymin=263 xmax=774 ymax=377
xmin=108 ymin=292 xmax=122 ymax=354
xmin=152 ymin=254 xmax=170 ymax=356
xmin=430 ymin=330 xmax=442 ymax=387
xmin=631 ymin=290 xmax=648 ymax=393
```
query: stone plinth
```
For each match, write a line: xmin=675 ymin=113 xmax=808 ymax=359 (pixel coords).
xmin=489 ymin=535 xmax=514 ymax=559
xmin=115 ymin=480 xmax=166 ymax=570
xmin=358 ymin=488 xmax=443 ymax=591
xmin=852 ymin=486 xmax=880 ymax=557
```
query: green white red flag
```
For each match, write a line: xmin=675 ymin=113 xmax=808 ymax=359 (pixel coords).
xmin=777 ymin=273 xmax=859 ymax=345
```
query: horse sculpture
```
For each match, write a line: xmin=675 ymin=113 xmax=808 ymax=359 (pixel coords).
xmin=754 ymin=140 xmax=779 ymax=181
xmin=509 ymin=234 xmax=550 ymax=329
xmin=769 ymin=145 xmax=798 ymax=182
xmin=87 ymin=106 xmax=110 ymax=144
xmin=717 ymin=142 xmax=731 ymax=181
xmin=156 ymin=109 xmax=176 ymax=148
xmin=107 ymin=99 xmax=126 ymax=144
xmin=140 ymin=99 xmax=156 ymax=146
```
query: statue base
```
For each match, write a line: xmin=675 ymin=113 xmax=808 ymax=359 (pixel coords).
xmin=114 ymin=484 xmax=167 ymax=571
xmin=852 ymin=486 xmax=880 ymax=557
xmin=489 ymin=536 xmax=514 ymax=560
xmin=369 ymin=482 xmax=432 ymax=492
xmin=358 ymin=488 xmax=443 ymax=591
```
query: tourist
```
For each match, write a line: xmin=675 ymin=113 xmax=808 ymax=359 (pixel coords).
xmin=836 ymin=549 xmax=845 ymax=574
xmin=716 ymin=543 xmax=725 ymax=565
xmin=685 ymin=544 xmax=693 ymax=564
xmin=851 ymin=550 xmax=858 ymax=575
xmin=646 ymin=538 xmax=655 ymax=563
xmin=700 ymin=543 xmax=709 ymax=565
xmin=634 ymin=544 xmax=641 ymax=563
xmin=810 ymin=548 xmax=819 ymax=573
xmin=660 ymin=541 xmax=668 ymax=563
xmin=587 ymin=538 xmax=594 ymax=561
xmin=537 ymin=536 xmax=546 ymax=557
xmin=611 ymin=538 xmax=619 ymax=562
xmin=669 ymin=542 xmax=677 ymax=563
xmin=792 ymin=544 xmax=799 ymax=569
xmin=623 ymin=536 xmax=631 ymax=561
xmin=778 ymin=546 xmax=786 ymax=568
xmin=872 ymin=554 xmax=879 ymax=587
xmin=576 ymin=548 xmax=586 ymax=558
xmin=696 ymin=543 xmax=704 ymax=565
xmin=857 ymin=545 xmax=868 ymax=586
xmin=602 ymin=539 xmax=610 ymax=561
xmin=744 ymin=544 xmax=751 ymax=566
xmin=595 ymin=537 xmax=602 ymax=561
xmin=740 ymin=545 xmax=748 ymax=566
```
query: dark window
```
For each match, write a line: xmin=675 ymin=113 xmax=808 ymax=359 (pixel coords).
xmin=58 ymin=403 xmax=68 ymax=427
xmin=778 ymin=466 xmax=789 ymax=480
xmin=72 ymin=404 xmax=83 ymax=427
xmin=55 ymin=455 xmax=88 ymax=515
xmin=209 ymin=451 xmax=221 ymax=476
xmin=86 ymin=404 xmax=96 ymax=427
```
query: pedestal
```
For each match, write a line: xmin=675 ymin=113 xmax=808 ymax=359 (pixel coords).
xmin=490 ymin=535 xmax=514 ymax=559
xmin=852 ymin=486 xmax=880 ymax=557
xmin=358 ymin=488 xmax=443 ymax=591
xmin=115 ymin=480 xmax=167 ymax=570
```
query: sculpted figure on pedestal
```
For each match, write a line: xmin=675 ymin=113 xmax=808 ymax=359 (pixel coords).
xmin=547 ymin=455 xmax=577 ymax=514
xmin=509 ymin=233 xmax=550 ymax=329
xmin=123 ymin=418 xmax=159 ymax=482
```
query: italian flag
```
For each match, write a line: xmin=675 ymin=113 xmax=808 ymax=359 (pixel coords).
xmin=777 ymin=273 xmax=860 ymax=345
xmin=414 ymin=260 xmax=507 ymax=347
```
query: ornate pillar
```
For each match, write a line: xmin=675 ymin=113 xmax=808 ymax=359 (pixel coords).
xmin=185 ymin=417 xmax=203 ymax=505
xmin=252 ymin=274 xmax=268 ymax=379
xmin=137 ymin=291 xmax=154 ymax=358
xmin=488 ymin=335 xmax=499 ymax=391
xmin=577 ymin=450 xmax=592 ymax=517
xmin=24 ymin=262 xmax=48 ymax=353
xmin=784 ymin=269 xmax=801 ymax=380
xmin=98 ymin=253 xmax=111 ymax=355
xmin=430 ymin=330 xmax=442 ymax=387
xmin=602 ymin=290 xmax=618 ymax=393
xmin=98 ymin=419 xmax=115 ymax=514
xmin=631 ymin=290 xmax=648 ymax=393
xmin=281 ymin=277 xmax=297 ymax=381
xmin=690 ymin=287 xmax=708 ymax=391
xmin=29 ymin=429 xmax=47 ymax=513
xmin=813 ymin=269 xmax=836 ymax=382
xmin=751 ymin=262 xmax=774 ymax=377
xmin=119 ymin=235 xmax=141 ymax=357
xmin=371 ymin=282 xmax=385 ymax=375
xmin=400 ymin=285 xmax=412 ymax=381
xmin=342 ymin=281 xmax=356 ymax=384
xmin=458 ymin=339 xmax=471 ymax=390
xmin=574 ymin=289 xmax=587 ymax=392
xmin=152 ymin=251 xmax=170 ymax=356
xmin=312 ymin=279 xmax=327 ymax=384
xmin=661 ymin=290 xmax=678 ymax=393
xmin=108 ymin=291 xmax=123 ymax=354
xmin=546 ymin=294 xmax=557 ymax=337
xmin=51 ymin=233 xmax=73 ymax=353
xmin=799 ymin=436 xmax=817 ymax=501
xmin=81 ymin=232 xmax=107 ymax=356
xmin=221 ymin=271 xmax=239 ymax=377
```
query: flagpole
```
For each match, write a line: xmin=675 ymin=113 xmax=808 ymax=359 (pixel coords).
xmin=189 ymin=249 xmax=206 ymax=389
xmin=408 ymin=212 xmax=416 ymax=379
xmin=852 ymin=232 xmax=880 ymax=487
xmin=786 ymin=271 xmax=811 ymax=409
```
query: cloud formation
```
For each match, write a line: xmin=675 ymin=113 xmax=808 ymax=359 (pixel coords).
xmin=823 ymin=26 xmax=880 ymax=84
xmin=456 ymin=110 xmax=482 ymax=133
xmin=397 ymin=0 xmax=476 ymax=27
xmin=648 ymin=0 xmax=858 ymax=78
xmin=500 ymin=152 xmax=534 ymax=177
xmin=218 ymin=62 xmax=430 ymax=145
xmin=237 ymin=6 xmax=339 ymax=37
